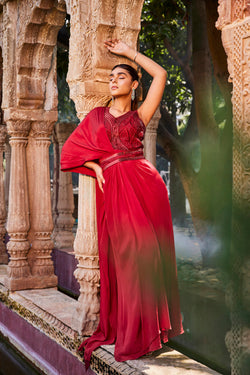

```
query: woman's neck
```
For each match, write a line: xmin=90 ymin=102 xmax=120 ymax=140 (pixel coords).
xmin=111 ymin=97 xmax=131 ymax=114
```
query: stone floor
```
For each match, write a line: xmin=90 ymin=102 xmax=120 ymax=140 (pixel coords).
xmin=0 ymin=265 xmax=221 ymax=375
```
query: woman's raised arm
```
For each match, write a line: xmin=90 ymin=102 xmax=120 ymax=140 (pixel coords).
xmin=104 ymin=40 xmax=167 ymax=126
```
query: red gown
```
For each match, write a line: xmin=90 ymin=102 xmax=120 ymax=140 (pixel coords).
xmin=61 ymin=107 xmax=184 ymax=368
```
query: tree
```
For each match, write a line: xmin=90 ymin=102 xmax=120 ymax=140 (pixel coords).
xmin=140 ymin=0 xmax=232 ymax=267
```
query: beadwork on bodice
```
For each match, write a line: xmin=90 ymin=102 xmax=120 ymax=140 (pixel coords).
xmin=104 ymin=107 xmax=145 ymax=151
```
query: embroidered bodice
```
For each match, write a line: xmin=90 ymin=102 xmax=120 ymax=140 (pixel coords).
xmin=104 ymin=107 xmax=145 ymax=151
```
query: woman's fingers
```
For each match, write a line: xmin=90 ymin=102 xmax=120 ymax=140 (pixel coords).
xmin=104 ymin=39 xmax=127 ymax=55
xmin=96 ymin=170 xmax=105 ymax=193
xmin=96 ymin=176 xmax=103 ymax=192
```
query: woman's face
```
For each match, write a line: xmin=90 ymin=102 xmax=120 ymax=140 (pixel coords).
xmin=109 ymin=67 xmax=137 ymax=98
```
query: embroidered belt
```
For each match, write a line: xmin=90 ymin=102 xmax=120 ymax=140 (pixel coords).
xmin=99 ymin=150 xmax=144 ymax=171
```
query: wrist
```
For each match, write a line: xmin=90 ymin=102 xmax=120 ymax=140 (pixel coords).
xmin=126 ymin=47 xmax=137 ymax=61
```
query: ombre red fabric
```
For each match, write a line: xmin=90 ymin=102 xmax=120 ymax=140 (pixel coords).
xmin=61 ymin=107 xmax=184 ymax=368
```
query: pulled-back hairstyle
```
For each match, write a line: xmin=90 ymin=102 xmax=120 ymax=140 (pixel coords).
xmin=110 ymin=64 xmax=139 ymax=110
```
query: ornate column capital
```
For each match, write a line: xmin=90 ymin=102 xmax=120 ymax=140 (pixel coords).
xmin=30 ymin=120 xmax=55 ymax=139
xmin=0 ymin=124 xmax=6 ymax=137
xmin=6 ymin=120 xmax=31 ymax=138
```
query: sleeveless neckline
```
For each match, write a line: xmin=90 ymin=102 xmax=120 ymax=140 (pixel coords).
xmin=107 ymin=107 xmax=135 ymax=119
xmin=106 ymin=107 xmax=145 ymax=129
xmin=104 ymin=107 xmax=145 ymax=151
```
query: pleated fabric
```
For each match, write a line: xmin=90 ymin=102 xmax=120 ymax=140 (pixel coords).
xmin=61 ymin=107 xmax=184 ymax=368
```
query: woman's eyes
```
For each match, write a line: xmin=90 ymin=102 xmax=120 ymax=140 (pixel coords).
xmin=110 ymin=76 xmax=125 ymax=81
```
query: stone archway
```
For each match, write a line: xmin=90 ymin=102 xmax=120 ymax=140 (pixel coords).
xmin=1 ymin=0 xmax=66 ymax=290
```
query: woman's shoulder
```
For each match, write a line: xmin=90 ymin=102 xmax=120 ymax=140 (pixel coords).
xmin=88 ymin=106 xmax=106 ymax=116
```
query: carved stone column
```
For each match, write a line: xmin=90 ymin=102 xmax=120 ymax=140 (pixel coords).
xmin=70 ymin=98 xmax=110 ymax=335
xmin=217 ymin=2 xmax=250 ymax=374
xmin=53 ymin=122 xmax=76 ymax=250
xmin=144 ymin=106 xmax=161 ymax=166
xmin=27 ymin=121 xmax=57 ymax=288
xmin=0 ymin=125 xmax=7 ymax=264
xmin=67 ymin=0 xmax=145 ymax=335
xmin=4 ymin=135 xmax=11 ymax=210
xmin=5 ymin=121 xmax=31 ymax=290
xmin=72 ymin=173 xmax=100 ymax=334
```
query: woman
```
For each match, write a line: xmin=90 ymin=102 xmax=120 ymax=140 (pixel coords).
xmin=61 ymin=40 xmax=184 ymax=368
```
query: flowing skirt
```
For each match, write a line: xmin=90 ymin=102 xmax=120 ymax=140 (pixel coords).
xmin=80 ymin=157 xmax=184 ymax=367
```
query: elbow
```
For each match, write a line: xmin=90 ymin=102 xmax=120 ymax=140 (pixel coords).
xmin=162 ymin=69 xmax=167 ymax=81
xmin=158 ymin=68 xmax=167 ymax=85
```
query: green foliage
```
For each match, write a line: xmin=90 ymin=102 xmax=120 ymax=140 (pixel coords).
xmin=140 ymin=0 xmax=192 ymax=116
xmin=140 ymin=0 xmax=228 ymax=136
xmin=57 ymin=45 xmax=79 ymax=124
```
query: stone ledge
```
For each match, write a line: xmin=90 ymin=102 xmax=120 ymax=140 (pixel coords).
xmin=0 ymin=265 xmax=221 ymax=374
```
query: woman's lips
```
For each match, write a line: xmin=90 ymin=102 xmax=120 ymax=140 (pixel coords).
xmin=111 ymin=86 xmax=118 ymax=90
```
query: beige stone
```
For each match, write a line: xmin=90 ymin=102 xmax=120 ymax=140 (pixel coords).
xmin=5 ymin=120 xmax=31 ymax=289
xmin=1 ymin=0 xmax=66 ymax=290
xmin=52 ymin=122 xmax=76 ymax=250
xmin=144 ymin=106 xmax=161 ymax=166
xmin=0 ymin=125 xmax=7 ymax=264
xmin=4 ymin=136 xmax=10 ymax=211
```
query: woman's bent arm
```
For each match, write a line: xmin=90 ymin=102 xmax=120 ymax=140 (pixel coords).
xmin=104 ymin=40 xmax=167 ymax=126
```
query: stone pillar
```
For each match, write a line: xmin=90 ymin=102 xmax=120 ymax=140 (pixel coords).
xmin=0 ymin=125 xmax=7 ymax=264
xmin=67 ymin=0 xmax=145 ymax=335
xmin=27 ymin=121 xmax=57 ymax=287
xmin=4 ymin=136 xmax=11 ymax=210
xmin=53 ymin=122 xmax=76 ymax=250
xmin=216 ymin=1 xmax=250 ymax=374
xmin=1 ymin=0 xmax=65 ymax=290
xmin=144 ymin=106 xmax=161 ymax=166
xmin=5 ymin=121 xmax=31 ymax=290
xmin=72 ymin=174 xmax=100 ymax=334
xmin=52 ymin=127 xmax=59 ymax=227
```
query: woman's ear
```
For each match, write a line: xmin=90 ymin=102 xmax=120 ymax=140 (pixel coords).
xmin=132 ymin=80 xmax=139 ymax=90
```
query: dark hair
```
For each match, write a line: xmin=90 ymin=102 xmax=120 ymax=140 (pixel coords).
xmin=111 ymin=64 xmax=139 ymax=110
xmin=112 ymin=63 xmax=139 ymax=82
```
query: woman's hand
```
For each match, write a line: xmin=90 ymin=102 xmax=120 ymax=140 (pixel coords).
xmin=104 ymin=39 xmax=134 ymax=60
xmin=93 ymin=164 xmax=105 ymax=193
xmin=84 ymin=161 xmax=105 ymax=193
